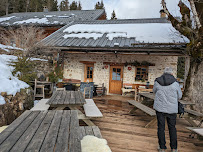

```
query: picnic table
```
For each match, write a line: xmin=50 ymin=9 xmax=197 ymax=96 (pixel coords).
xmin=0 ymin=110 xmax=102 ymax=152
xmin=128 ymin=92 xmax=196 ymax=128
xmin=46 ymin=90 xmax=95 ymax=126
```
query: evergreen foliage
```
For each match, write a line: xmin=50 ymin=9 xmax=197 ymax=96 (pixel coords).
xmin=10 ymin=54 xmax=37 ymax=85
xmin=95 ymin=0 xmax=104 ymax=9
xmin=59 ymin=0 xmax=69 ymax=11
xmin=77 ymin=1 xmax=82 ymax=10
xmin=48 ymin=63 xmax=63 ymax=83
xmin=0 ymin=0 xmax=58 ymax=16
xmin=70 ymin=1 xmax=78 ymax=10
xmin=111 ymin=10 xmax=117 ymax=20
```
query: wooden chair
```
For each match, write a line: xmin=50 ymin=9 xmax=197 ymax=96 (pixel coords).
xmin=34 ymin=79 xmax=45 ymax=99
xmin=96 ymin=83 xmax=105 ymax=96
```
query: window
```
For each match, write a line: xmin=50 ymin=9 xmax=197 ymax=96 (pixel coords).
xmin=135 ymin=67 xmax=148 ymax=81
xmin=84 ymin=64 xmax=94 ymax=82
xmin=112 ymin=68 xmax=121 ymax=80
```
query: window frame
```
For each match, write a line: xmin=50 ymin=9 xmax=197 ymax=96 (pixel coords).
xmin=84 ymin=64 xmax=94 ymax=82
xmin=135 ymin=66 xmax=149 ymax=81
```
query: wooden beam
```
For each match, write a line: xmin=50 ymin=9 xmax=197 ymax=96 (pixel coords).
xmin=79 ymin=61 xmax=96 ymax=64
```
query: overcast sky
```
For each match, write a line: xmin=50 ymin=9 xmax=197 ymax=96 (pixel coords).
xmin=57 ymin=0 xmax=189 ymax=19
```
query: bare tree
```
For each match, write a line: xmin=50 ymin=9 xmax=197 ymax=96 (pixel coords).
xmin=161 ymin=0 xmax=203 ymax=112
xmin=0 ymin=26 xmax=46 ymax=56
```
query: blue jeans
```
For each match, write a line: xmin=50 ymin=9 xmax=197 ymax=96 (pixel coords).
xmin=156 ymin=111 xmax=177 ymax=150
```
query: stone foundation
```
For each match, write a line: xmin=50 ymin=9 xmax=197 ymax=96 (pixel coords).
xmin=63 ymin=53 xmax=178 ymax=94
xmin=0 ymin=88 xmax=34 ymax=127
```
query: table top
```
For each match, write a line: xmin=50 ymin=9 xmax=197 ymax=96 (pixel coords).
xmin=0 ymin=110 xmax=81 ymax=152
xmin=139 ymin=93 xmax=195 ymax=106
xmin=47 ymin=91 xmax=86 ymax=107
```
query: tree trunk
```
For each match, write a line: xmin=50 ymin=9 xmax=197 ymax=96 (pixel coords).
xmin=183 ymin=59 xmax=203 ymax=112
xmin=5 ymin=0 xmax=8 ymax=15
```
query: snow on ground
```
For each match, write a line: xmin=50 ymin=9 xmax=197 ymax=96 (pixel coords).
xmin=63 ymin=23 xmax=189 ymax=43
xmin=0 ymin=55 xmax=29 ymax=104
xmin=0 ymin=44 xmax=23 ymax=52
xmin=0 ymin=16 xmax=15 ymax=23
xmin=13 ymin=18 xmax=49 ymax=25
xmin=0 ymin=54 xmax=48 ymax=105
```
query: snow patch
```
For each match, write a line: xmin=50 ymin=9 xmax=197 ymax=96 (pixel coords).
xmin=63 ymin=23 xmax=189 ymax=43
xmin=0 ymin=16 xmax=15 ymax=23
xmin=0 ymin=44 xmax=23 ymax=52
xmin=14 ymin=18 xmax=49 ymax=25
xmin=0 ymin=55 xmax=29 ymax=105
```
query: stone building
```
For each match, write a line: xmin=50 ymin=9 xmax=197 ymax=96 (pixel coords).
xmin=40 ymin=18 xmax=189 ymax=95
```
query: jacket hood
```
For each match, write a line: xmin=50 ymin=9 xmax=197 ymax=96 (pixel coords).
xmin=155 ymin=73 xmax=177 ymax=86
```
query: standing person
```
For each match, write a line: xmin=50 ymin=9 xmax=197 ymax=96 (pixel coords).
xmin=153 ymin=67 xmax=182 ymax=152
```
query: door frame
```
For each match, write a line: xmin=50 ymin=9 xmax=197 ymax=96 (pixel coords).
xmin=109 ymin=65 xmax=124 ymax=94
xmin=84 ymin=64 xmax=94 ymax=82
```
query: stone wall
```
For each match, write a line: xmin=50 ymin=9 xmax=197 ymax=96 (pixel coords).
xmin=63 ymin=53 xmax=178 ymax=94
xmin=0 ymin=88 xmax=34 ymax=127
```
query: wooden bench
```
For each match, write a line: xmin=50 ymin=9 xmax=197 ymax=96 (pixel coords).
xmin=128 ymin=100 xmax=156 ymax=128
xmin=184 ymin=108 xmax=203 ymax=127
xmin=83 ymin=99 xmax=103 ymax=118
xmin=31 ymin=99 xmax=50 ymax=111
xmin=186 ymin=127 xmax=203 ymax=146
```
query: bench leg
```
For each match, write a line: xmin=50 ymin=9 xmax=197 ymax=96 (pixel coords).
xmin=145 ymin=117 xmax=157 ymax=128
xmin=129 ymin=107 xmax=138 ymax=115
xmin=55 ymin=106 xmax=66 ymax=110
xmin=184 ymin=117 xmax=198 ymax=127
xmin=68 ymin=105 xmax=96 ymax=126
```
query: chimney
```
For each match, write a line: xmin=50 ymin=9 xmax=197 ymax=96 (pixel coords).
xmin=43 ymin=6 xmax=48 ymax=13
xmin=160 ymin=9 xmax=166 ymax=18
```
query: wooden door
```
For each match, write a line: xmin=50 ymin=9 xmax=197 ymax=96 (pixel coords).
xmin=109 ymin=66 xmax=123 ymax=94
xmin=84 ymin=64 xmax=94 ymax=82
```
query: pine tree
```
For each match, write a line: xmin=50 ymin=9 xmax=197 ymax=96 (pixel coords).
xmin=70 ymin=1 xmax=78 ymax=10
xmin=77 ymin=1 xmax=82 ymax=10
xmin=111 ymin=10 xmax=117 ymax=20
xmin=95 ymin=1 xmax=104 ymax=9
xmin=59 ymin=0 xmax=69 ymax=11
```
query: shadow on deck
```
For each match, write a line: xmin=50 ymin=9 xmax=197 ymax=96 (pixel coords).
xmin=91 ymin=95 xmax=203 ymax=152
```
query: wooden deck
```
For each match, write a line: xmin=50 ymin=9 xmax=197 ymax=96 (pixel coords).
xmin=92 ymin=95 xmax=203 ymax=152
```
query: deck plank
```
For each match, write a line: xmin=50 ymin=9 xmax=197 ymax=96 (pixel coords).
xmin=0 ymin=111 xmax=31 ymax=145
xmin=54 ymin=111 xmax=71 ymax=152
xmin=40 ymin=110 xmax=63 ymax=152
xmin=92 ymin=126 xmax=102 ymax=138
xmin=57 ymin=91 xmax=67 ymax=105
xmin=84 ymin=126 xmax=94 ymax=135
xmin=0 ymin=111 xmax=40 ymax=152
xmin=25 ymin=111 xmax=56 ymax=152
xmin=69 ymin=110 xmax=80 ymax=152
xmin=69 ymin=91 xmax=76 ymax=104
xmin=52 ymin=91 xmax=63 ymax=105
xmin=46 ymin=91 xmax=58 ymax=104
xmin=10 ymin=111 xmax=48 ymax=152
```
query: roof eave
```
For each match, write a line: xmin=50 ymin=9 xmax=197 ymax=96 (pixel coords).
xmin=42 ymin=46 xmax=186 ymax=56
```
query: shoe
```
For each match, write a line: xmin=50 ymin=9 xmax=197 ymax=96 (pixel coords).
xmin=158 ymin=149 xmax=165 ymax=152
xmin=171 ymin=149 xmax=178 ymax=152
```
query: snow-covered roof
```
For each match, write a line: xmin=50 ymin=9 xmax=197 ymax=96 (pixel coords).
xmin=40 ymin=18 xmax=189 ymax=54
xmin=0 ymin=44 xmax=23 ymax=52
xmin=62 ymin=23 xmax=188 ymax=43
xmin=0 ymin=9 xmax=105 ymax=27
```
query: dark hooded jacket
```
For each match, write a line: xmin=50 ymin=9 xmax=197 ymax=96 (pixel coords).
xmin=153 ymin=74 xmax=182 ymax=114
